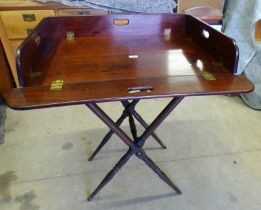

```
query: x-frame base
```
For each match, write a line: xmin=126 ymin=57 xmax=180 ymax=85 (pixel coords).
xmin=86 ymin=97 xmax=184 ymax=201
xmin=88 ymin=99 xmax=166 ymax=161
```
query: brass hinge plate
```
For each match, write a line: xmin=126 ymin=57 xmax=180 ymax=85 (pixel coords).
xmin=66 ymin=31 xmax=75 ymax=40
xmin=50 ymin=80 xmax=64 ymax=91
xmin=201 ymin=71 xmax=216 ymax=81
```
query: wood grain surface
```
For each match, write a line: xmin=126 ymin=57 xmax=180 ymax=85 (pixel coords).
xmin=4 ymin=14 xmax=254 ymax=109
xmin=0 ymin=40 xmax=15 ymax=100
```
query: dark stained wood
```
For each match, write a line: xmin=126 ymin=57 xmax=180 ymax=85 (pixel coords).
xmin=23 ymin=36 xmax=232 ymax=86
xmin=0 ymin=40 xmax=15 ymax=101
xmin=16 ymin=18 xmax=56 ymax=86
xmin=86 ymin=97 xmax=184 ymax=201
xmin=1 ymin=14 xmax=255 ymax=200
xmin=186 ymin=15 xmax=238 ymax=74
xmin=4 ymin=14 xmax=254 ymax=109
xmin=16 ymin=14 xmax=187 ymax=86
xmin=7 ymin=75 xmax=253 ymax=110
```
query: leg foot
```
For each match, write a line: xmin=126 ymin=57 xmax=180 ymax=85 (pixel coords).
xmin=136 ymin=149 xmax=182 ymax=195
xmin=87 ymin=149 xmax=133 ymax=201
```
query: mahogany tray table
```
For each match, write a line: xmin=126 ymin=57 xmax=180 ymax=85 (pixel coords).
xmin=0 ymin=14 xmax=254 ymax=201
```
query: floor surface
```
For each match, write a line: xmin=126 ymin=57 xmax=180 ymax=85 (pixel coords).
xmin=0 ymin=96 xmax=260 ymax=210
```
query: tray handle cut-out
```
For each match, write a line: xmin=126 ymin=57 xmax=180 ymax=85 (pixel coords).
xmin=113 ymin=19 xmax=129 ymax=26
xmin=128 ymin=86 xmax=153 ymax=94
xmin=202 ymin=29 xmax=210 ymax=39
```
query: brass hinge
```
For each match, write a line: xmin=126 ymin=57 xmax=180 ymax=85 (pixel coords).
xmin=66 ymin=31 xmax=75 ymax=40
xmin=201 ymin=71 xmax=216 ymax=81
xmin=50 ymin=80 xmax=64 ymax=91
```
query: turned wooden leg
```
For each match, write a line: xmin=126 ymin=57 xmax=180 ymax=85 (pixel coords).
xmin=88 ymin=111 xmax=128 ymax=161
xmin=87 ymin=149 xmax=133 ymax=201
xmin=87 ymin=100 xmax=138 ymax=161
xmin=121 ymin=100 xmax=167 ymax=149
xmin=135 ymin=149 xmax=182 ymax=194
xmin=132 ymin=110 xmax=167 ymax=149
xmin=86 ymin=97 xmax=184 ymax=201
xmin=128 ymin=112 xmax=138 ymax=141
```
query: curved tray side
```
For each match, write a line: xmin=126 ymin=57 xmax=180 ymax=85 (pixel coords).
xmin=186 ymin=15 xmax=239 ymax=74
xmin=16 ymin=18 xmax=55 ymax=87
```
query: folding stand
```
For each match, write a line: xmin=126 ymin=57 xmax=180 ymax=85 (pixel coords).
xmin=86 ymin=96 xmax=184 ymax=201
xmin=88 ymin=99 xmax=167 ymax=161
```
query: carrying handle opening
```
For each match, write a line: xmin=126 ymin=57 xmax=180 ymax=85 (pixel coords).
xmin=113 ymin=19 xmax=129 ymax=26
xmin=128 ymin=86 xmax=153 ymax=94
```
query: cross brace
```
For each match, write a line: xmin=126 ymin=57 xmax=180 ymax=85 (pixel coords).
xmin=86 ymin=97 xmax=184 ymax=201
xmin=88 ymin=99 xmax=166 ymax=161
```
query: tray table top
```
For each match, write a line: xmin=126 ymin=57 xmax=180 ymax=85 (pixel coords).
xmin=3 ymin=14 xmax=254 ymax=109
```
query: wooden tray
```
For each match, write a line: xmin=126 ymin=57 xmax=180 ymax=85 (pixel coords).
xmin=2 ymin=14 xmax=254 ymax=109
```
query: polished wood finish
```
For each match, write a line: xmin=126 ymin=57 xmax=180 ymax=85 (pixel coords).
xmin=2 ymin=14 xmax=254 ymax=109
xmin=6 ymin=74 xmax=253 ymax=110
xmin=186 ymin=15 xmax=238 ymax=73
xmin=0 ymin=40 xmax=14 ymax=100
xmin=0 ymin=14 xmax=255 ymax=201
xmin=0 ymin=15 xmax=19 ymax=85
